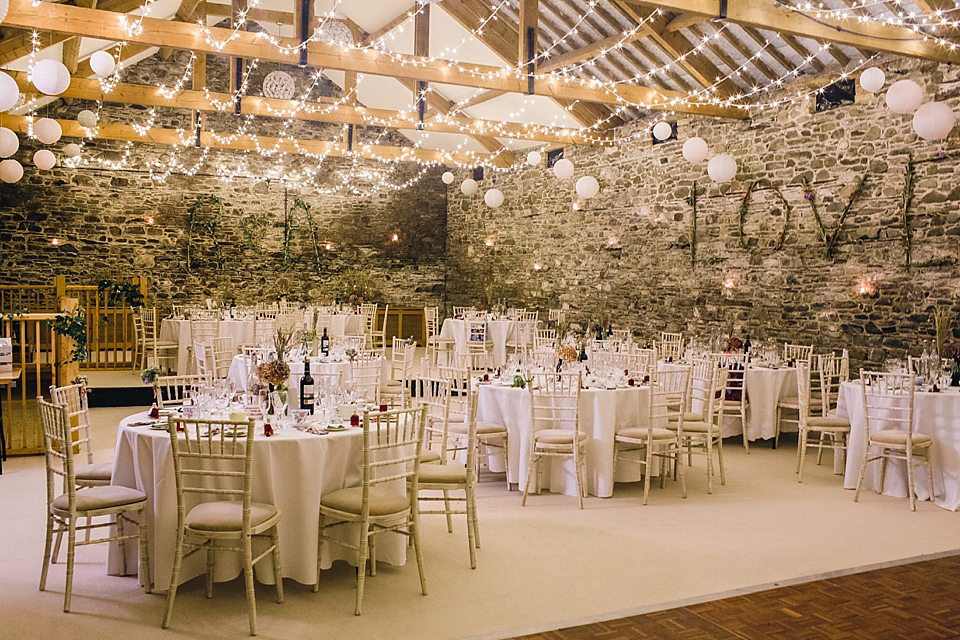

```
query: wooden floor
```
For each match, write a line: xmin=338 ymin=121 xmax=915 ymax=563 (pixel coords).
xmin=514 ymin=553 xmax=960 ymax=639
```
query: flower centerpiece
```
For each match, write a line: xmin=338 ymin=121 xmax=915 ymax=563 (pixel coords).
xmin=943 ymin=342 xmax=960 ymax=386
xmin=141 ymin=365 xmax=163 ymax=399
xmin=558 ymin=345 xmax=578 ymax=368
xmin=256 ymin=359 xmax=291 ymax=414
xmin=344 ymin=348 xmax=357 ymax=361
xmin=724 ymin=337 xmax=744 ymax=353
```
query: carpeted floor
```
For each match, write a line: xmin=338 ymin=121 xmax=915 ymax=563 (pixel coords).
xmin=513 ymin=552 xmax=960 ymax=639
xmin=2 ymin=402 xmax=960 ymax=639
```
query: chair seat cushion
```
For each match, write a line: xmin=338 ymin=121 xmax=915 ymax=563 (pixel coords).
xmin=76 ymin=462 xmax=113 ymax=483
xmin=185 ymin=501 xmax=279 ymax=532
xmin=870 ymin=430 xmax=933 ymax=448
xmin=616 ymin=427 xmax=676 ymax=441
xmin=449 ymin=420 xmax=508 ymax=435
xmin=52 ymin=485 xmax=146 ymax=514
xmin=321 ymin=487 xmax=410 ymax=516
xmin=719 ymin=399 xmax=747 ymax=408
xmin=385 ymin=380 xmax=403 ymax=388
xmin=420 ymin=450 xmax=442 ymax=464
xmin=534 ymin=429 xmax=588 ymax=445
xmin=667 ymin=412 xmax=705 ymax=423
xmin=807 ymin=416 xmax=851 ymax=430
xmin=418 ymin=463 xmax=468 ymax=484
xmin=672 ymin=421 xmax=720 ymax=434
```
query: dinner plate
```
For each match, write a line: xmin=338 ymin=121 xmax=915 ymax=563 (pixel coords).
xmin=325 ymin=425 xmax=349 ymax=432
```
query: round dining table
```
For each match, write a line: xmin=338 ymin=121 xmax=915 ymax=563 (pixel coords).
xmin=108 ymin=412 xmax=408 ymax=590
xmin=440 ymin=318 xmax=518 ymax=368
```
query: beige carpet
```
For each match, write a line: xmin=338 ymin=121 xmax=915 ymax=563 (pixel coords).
xmin=2 ymin=404 xmax=959 ymax=640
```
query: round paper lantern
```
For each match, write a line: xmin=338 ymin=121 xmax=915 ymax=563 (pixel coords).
xmin=553 ymin=158 xmax=574 ymax=180
xmin=526 ymin=150 xmax=542 ymax=166
xmin=441 ymin=171 xmax=454 ymax=184
xmin=0 ymin=159 xmax=23 ymax=183
xmin=0 ymin=0 xmax=8 ymax=23
xmin=33 ymin=149 xmax=56 ymax=170
xmin=707 ymin=153 xmax=737 ymax=183
xmin=63 ymin=143 xmax=81 ymax=158
xmin=484 ymin=188 xmax=504 ymax=208
xmin=31 ymin=59 xmax=70 ymax=96
xmin=0 ymin=71 xmax=19 ymax=112
xmin=0 ymin=127 xmax=18 ymax=157
xmin=77 ymin=109 xmax=97 ymax=128
xmin=652 ymin=121 xmax=673 ymax=141
xmin=34 ymin=118 xmax=62 ymax=144
xmin=885 ymin=79 xmax=923 ymax=114
xmin=575 ymin=175 xmax=600 ymax=199
xmin=89 ymin=50 xmax=117 ymax=77
xmin=682 ymin=137 xmax=709 ymax=163
xmin=859 ymin=67 xmax=885 ymax=93
xmin=912 ymin=101 xmax=956 ymax=141
xmin=460 ymin=178 xmax=478 ymax=196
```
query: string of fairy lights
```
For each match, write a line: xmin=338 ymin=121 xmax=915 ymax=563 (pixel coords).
xmin=8 ymin=0 xmax=958 ymax=194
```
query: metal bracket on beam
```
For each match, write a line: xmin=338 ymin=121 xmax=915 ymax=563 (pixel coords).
xmin=715 ymin=0 xmax=727 ymax=21
xmin=347 ymin=123 xmax=354 ymax=152
xmin=416 ymin=81 xmax=426 ymax=130
xmin=524 ymin=26 xmax=536 ymax=96
xmin=298 ymin=0 xmax=309 ymax=67
xmin=195 ymin=111 xmax=202 ymax=147
xmin=234 ymin=58 xmax=243 ymax=115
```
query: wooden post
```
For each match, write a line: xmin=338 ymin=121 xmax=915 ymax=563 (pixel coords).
xmin=53 ymin=275 xmax=67 ymax=304
xmin=414 ymin=3 xmax=430 ymax=130
xmin=57 ymin=297 xmax=79 ymax=388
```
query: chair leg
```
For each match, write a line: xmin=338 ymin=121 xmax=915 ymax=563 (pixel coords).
xmin=52 ymin=527 xmax=64 ymax=564
xmin=442 ymin=490 xmax=454 ymax=533
xmin=906 ymin=448 xmax=917 ymax=512
xmin=741 ymin=405 xmax=750 ymax=453
xmin=716 ymin=433 xmax=726 ymax=486
xmin=927 ymin=454 xmax=935 ymax=503
xmin=242 ymin=535 xmax=258 ymax=635
xmin=162 ymin=527 xmax=186 ymax=629
xmin=313 ymin=514 xmax=325 ymax=592
xmin=465 ymin=484 xmax=478 ymax=569
xmin=39 ymin=513 xmax=54 ymax=591
xmin=117 ymin=515 xmax=127 ymax=576
xmin=642 ymin=441 xmax=653 ymax=505
xmin=411 ymin=506 xmax=427 ymax=597
xmin=795 ymin=427 xmax=805 ymax=475
xmin=137 ymin=509 xmax=151 ymax=593
xmin=798 ymin=429 xmax=809 ymax=483
xmin=205 ymin=548 xmax=215 ymax=598
xmin=574 ymin=447 xmax=584 ymax=509
xmin=878 ymin=451 xmax=887 ymax=495
xmin=854 ymin=450 xmax=869 ymax=503
xmin=355 ymin=525 xmax=370 ymax=616
xmin=676 ymin=441 xmax=687 ymax=499
xmin=816 ymin=431 xmax=826 ymax=465
xmin=369 ymin=535 xmax=377 ymax=576
xmin=705 ymin=436 xmax=714 ymax=495
xmin=63 ymin=518 xmax=76 ymax=613
xmin=521 ymin=452 xmax=537 ymax=506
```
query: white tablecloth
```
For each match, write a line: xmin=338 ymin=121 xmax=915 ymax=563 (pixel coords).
xmin=440 ymin=319 xmax=517 ymax=368
xmin=317 ymin=313 xmax=363 ymax=338
xmin=228 ymin=355 xmax=391 ymax=395
xmin=108 ymin=413 xmax=407 ymax=590
xmin=476 ymin=384 xmax=652 ymax=498
xmin=837 ymin=381 xmax=960 ymax=511
xmin=160 ymin=319 xmax=256 ymax=374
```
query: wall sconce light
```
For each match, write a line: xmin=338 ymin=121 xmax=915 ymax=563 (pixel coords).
xmin=324 ymin=242 xmax=333 ymax=251
xmin=50 ymin=237 xmax=61 ymax=246
xmin=572 ymin=199 xmax=582 ymax=211
xmin=484 ymin=235 xmax=495 ymax=248
xmin=856 ymin=276 xmax=877 ymax=297
xmin=533 ymin=262 xmax=542 ymax=271
xmin=144 ymin=215 xmax=155 ymax=225
xmin=722 ymin=275 xmax=738 ymax=297
xmin=391 ymin=233 xmax=399 ymax=242
xmin=606 ymin=235 xmax=621 ymax=249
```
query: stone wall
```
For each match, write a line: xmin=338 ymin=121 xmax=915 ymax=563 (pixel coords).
xmin=446 ymin=56 xmax=960 ymax=366
xmin=0 ymin=49 xmax=448 ymax=311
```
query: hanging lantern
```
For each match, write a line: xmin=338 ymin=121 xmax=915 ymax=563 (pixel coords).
xmin=33 ymin=149 xmax=56 ymax=169
xmin=63 ymin=143 xmax=81 ymax=158
xmin=912 ymin=101 xmax=956 ymax=141
xmin=441 ymin=171 xmax=454 ymax=184
xmin=460 ymin=178 xmax=478 ymax=196
xmin=526 ymin=151 xmax=541 ymax=166
xmin=484 ymin=188 xmax=504 ymax=208
xmin=575 ymin=176 xmax=600 ymax=199
xmin=0 ymin=127 xmax=18 ymax=157
xmin=553 ymin=158 xmax=574 ymax=179
xmin=0 ymin=0 xmax=9 ymax=23
xmin=77 ymin=110 xmax=98 ymax=128
xmin=682 ymin=137 xmax=709 ymax=163
xmin=885 ymin=79 xmax=923 ymax=114
xmin=0 ymin=71 xmax=19 ymax=112
xmin=652 ymin=121 xmax=673 ymax=141
xmin=0 ymin=159 xmax=23 ymax=183
xmin=707 ymin=154 xmax=737 ymax=183
xmin=859 ymin=67 xmax=885 ymax=93
xmin=34 ymin=118 xmax=62 ymax=144
xmin=89 ymin=50 xmax=117 ymax=77
xmin=31 ymin=59 xmax=71 ymax=96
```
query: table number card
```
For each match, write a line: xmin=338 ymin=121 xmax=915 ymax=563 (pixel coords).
xmin=0 ymin=337 xmax=11 ymax=372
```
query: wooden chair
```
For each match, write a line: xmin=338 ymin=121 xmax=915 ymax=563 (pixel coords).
xmin=162 ymin=416 xmax=283 ymax=635
xmin=460 ymin=320 xmax=489 ymax=373
xmin=248 ymin=313 xmax=276 ymax=348
xmin=49 ymin=383 xmax=111 ymax=488
xmin=136 ymin=307 xmax=178 ymax=371
xmin=351 ymin=352 xmax=383 ymax=405
xmin=796 ymin=360 xmax=850 ymax=483
xmin=424 ymin=306 xmax=455 ymax=368
xmin=314 ymin=406 xmax=428 ymax=615
xmin=784 ymin=343 xmax=814 ymax=362
xmin=655 ymin=332 xmax=683 ymax=361
xmin=714 ymin=352 xmax=750 ymax=452
xmin=359 ymin=303 xmax=378 ymax=348
xmin=452 ymin=306 xmax=476 ymax=318
xmin=506 ymin=314 xmax=539 ymax=360
xmin=776 ymin=350 xmax=819 ymax=448
xmin=854 ymin=368 xmax=934 ymax=511
xmin=213 ymin=336 xmax=235 ymax=379
xmin=522 ymin=371 xmax=586 ymax=508
xmin=614 ymin=368 xmax=690 ymax=504
xmin=547 ymin=309 xmax=565 ymax=326
xmin=333 ymin=334 xmax=366 ymax=351
xmin=38 ymin=398 xmax=151 ymax=613
xmin=189 ymin=318 xmax=218 ymax=375
xmin=381 ymin=337 xmax=416 ymax=408
xmin=370 ymin=304 xmax=390 ymax=351
xmin=193 ymin=340 xmax=214 ymax=383
xmin=156 ymin=375 xmax=207 ymax=408
xmin=668 ymin=359 xmax=727 ymax=494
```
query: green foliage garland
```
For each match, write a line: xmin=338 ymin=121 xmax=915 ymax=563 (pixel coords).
xmin=238 ymin=210 xmax=268 ymax=253
xmin=800 ymin=170 xmax=869 ymax=259
xmin=737 ymin=179 xmax=790 ymax=254
xmin=901 ymin=155 xmax=916 ymax=268
xmin=48 ymin=307 xmax=88 ymax=363
xmin=282 ymin=199 xmax=297 ymax=266
xmin=291 ymin=197 xmax=320 ymax=269
xmin=97 ymin=279 xmax=144 ymax=308
xmin=686 ymin=180 xmax=704 ymax=268
xmin=186 ymin=195 xmax=225 ymax=271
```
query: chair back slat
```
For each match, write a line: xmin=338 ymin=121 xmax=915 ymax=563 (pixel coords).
xmin=38 ymin=398 xmax=76 ymax=511
xmin=50 ymin=382 xmax=95 ymax=464
xmin=784 ymin=343 xmax=814 ymax=362
xmin=351 ymin=353 xmax=383 ymax=404
xmin=156 ymin=374 xmax=207 ymax=408
xmin=859 ymin=368 xmax=915 ymax=433
xmin=361 ymin=407 xmax=426 ymax=503
xmin=649 ymin=367 xmax=690 ymax=430
xmin=417 ymin=377 xmax=452 ymax=458
xmin=527 ymin=371 xmax=581 ymax=434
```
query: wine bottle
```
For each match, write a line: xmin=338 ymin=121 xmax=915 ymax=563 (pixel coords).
xmin=744 ymin=333 xmax=751 ymax=354
xmin=230 ymin=297 xmax=237 ymax=319
xmin=320 ymin=327 xmax=330 ymax=356
xmin=300 ymin=358 xmax=315 ymax=414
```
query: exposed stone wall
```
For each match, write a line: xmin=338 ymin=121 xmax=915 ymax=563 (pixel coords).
xmin=447 ymin=56 xmax=960 ymax=366
xmin=0 ymin=50 xmax=447 ymax=311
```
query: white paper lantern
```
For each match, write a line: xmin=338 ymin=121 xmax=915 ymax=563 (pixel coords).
xmin=484 ymin=188 xmax=504 ymax=208
xmin=0 ymin=0 xmax=8 ymax=23
xmin=460 ymin=178 xmax=478 ymax=196
xmin=913 ymin=101 xmax=956 ymax=141
xmin=0 ymin=159 xmax=23 ymax=183
xmin=652 ymin=121 xmax=673 ymax=141
xmin=33 ymin=149 xmax=56 ymax=170
xmin=89 ymin=50 xmax=117 ymax=77
xmin=31 ymin=59 xmax=71 ymax=96
xmin=34 ymin=118 xmax=62 ymax=144
xmin=553 ymin=158 xmax=574 ymax=180
xmin=859 ymin=67 xmax=885 ymax=93
xmin=575 ymin=175 xmax=600 ymax=199
xmin=63 ymin=143 xmax=81 ymax=158
xmin=682 ymin=137 xmax=709 ymax=163
xmin=441 ymin=171 xmax=454 ymax=184
xmin=707 ymin=153 xmax=737 ymax=183
xmin=77 ymin=109 xmax=97 ymax=128
xmin=0 ymin=127 xmax=18 ymax=157
xmin=885 ymin=79 xmax=923 ymax=114
xmin=0 ymin=71 xmax=19 ymax=112
xmin=526 ymin=150 xmax=541 ymax=166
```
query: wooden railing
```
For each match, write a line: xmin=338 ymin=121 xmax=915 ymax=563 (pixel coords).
xmin=0 ymin=284 xmax=57 ymax=313
xmin=380 ymin=307 xmax=426 ymax=345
